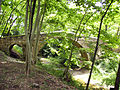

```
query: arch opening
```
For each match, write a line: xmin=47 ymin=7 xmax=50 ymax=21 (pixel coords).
xmin=9 ymin=44 xmax=23 ymax=59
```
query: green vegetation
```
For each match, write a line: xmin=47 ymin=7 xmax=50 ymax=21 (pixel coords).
xmin=36 ymin=57 xmax=107 ymax=90
xmin=36 ymin=59 xmax=85 ymax=90
xmin=13 ymin=45 xmax=23 ymax=55
xmin=0 ymin=0 xmax=120 ymax=89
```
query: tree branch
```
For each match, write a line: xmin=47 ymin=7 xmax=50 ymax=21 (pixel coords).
xmin=1 ymin=1 xmax=24 ymax=37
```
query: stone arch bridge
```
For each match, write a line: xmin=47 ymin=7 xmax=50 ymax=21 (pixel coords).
xmin=0 ymin=33 xmax=100 ymax=61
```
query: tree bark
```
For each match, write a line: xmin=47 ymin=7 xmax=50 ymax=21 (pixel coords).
xmin=25 ymin=0 xmax=29 ymax=76
xmin=86 ymin=0 xmax=113 ymax=90
xmin=31 ymin=0 xmax=41 ymax=40
xmin=114 ymin=62 xmax=120 ymax=90
xmin=29 ymin=0 xmax=37 ymax=39
xmin=25 ymin=0 xmax=33 ymax=76
xmin=32 ymin=0 xmax=41 ymax=63
xmin=33 ymin=0 xmax=46 ymax=64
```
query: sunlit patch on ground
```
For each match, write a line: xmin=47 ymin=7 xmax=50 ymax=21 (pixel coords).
xmin=69 ymin=69 xmax=110 ymax=90
xmin=39 ymin=57 xmax=50 ymax=64
xmin=1 ymin=61 xmax=7 ymax=64
xmin=7 ymin=56 xmax=25 ymax=63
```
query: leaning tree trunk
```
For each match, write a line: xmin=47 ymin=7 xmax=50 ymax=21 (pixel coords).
xmin=85 ymin=0 xmax=113 ymax=90
xmin=63 ymin=9 xmax=87 ymax=81
xmin=114 ymin=62 xmax=120 ymax=90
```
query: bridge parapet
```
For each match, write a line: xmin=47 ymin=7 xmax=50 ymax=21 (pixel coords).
xmin=0 ymin=34 xmax=93 ymax=61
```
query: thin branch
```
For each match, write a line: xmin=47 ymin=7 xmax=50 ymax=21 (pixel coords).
xmin=1 ymin=1 xmax=24 ymax=36
xmin=74 ymin=9 xmax=87 ymax=40
xmin=6 ymin=5 xmax=25 ymax=35
xmin=63 ymin=8 xmax=87 ymax=80
xmin=28 ymin=0 xmax=32 ymax=38
xmin=0 ymin=11 xmax=6 ymax=24
xmin=77 ymin=12 xmax=95 ymax=40
xmin=6 ymin=17 xmax=18 ymax=36
xmin=39 ymin=1 xmax=46 ymax=32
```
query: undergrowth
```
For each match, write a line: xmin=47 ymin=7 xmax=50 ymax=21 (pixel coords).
xmin=36 ymin=59 xmax=107 ymax=90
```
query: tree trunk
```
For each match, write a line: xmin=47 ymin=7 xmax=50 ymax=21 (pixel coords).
xmin=25 ymin=0 xmax=35 ymax=76
xmin=25 ymin=0 xmax=30 ymax=76
xmin=26 ymin=34 xmax=32 ymax=75
xmin=32 ymin=0 xmax=41 ymax=63
xmin=29 ymin=0 xmax=37 ymax=39
xmin=86 ymin=0 xmax=113 ymax=90
xmin=31 ymin=0 xmax=41 ymax=40
xmin=24 ymin=0 xmax=46 ymax=75
xmin=33 ymin=0 xmax=46 ymax=64
xmin=114 ymin=62 xmax=120 ymax=90
xmin=63 ymin=46 xmax=74 ymax=81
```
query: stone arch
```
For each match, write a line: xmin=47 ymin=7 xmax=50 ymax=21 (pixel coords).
xmin=72 ymin=40 xmax=89 ymax=61
xmin=0 ymin=34 xmax=89 ymax=61
xmin=9 ymin=43 xmax=23 ymax=59
xmin=38 ymin=37 xmax=89 ymax=61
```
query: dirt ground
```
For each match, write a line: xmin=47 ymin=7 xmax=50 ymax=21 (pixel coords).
xmin=0 ymin=52 xmax=76 ymax=90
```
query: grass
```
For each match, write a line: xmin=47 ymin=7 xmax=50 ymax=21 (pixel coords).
xmin=0 ymin=50 xmax=7 ymax=61
xmin=36 ymin=58 xmax=108 ymax=90
xmin=36 ymin=61 xmax=85 ymax=89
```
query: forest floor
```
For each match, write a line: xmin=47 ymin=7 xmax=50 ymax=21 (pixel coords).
xmin=0 ymin=51 xmax=76 ymax=90
xmin=40 ymin=58 xmax=100 ymax=85
xmin=0 ymin=51 xmax=110 ymax=90
xmin=40 ymin=58 xmax=109 ymax=90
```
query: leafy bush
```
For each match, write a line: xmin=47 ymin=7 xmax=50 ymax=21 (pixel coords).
xmin=39 ymin=38 xmax=92 ymax=69
xmin=102 ymin=73 xmax=116 ymax=86
xmin=93 ymin=50 xmax=119 ymax=87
